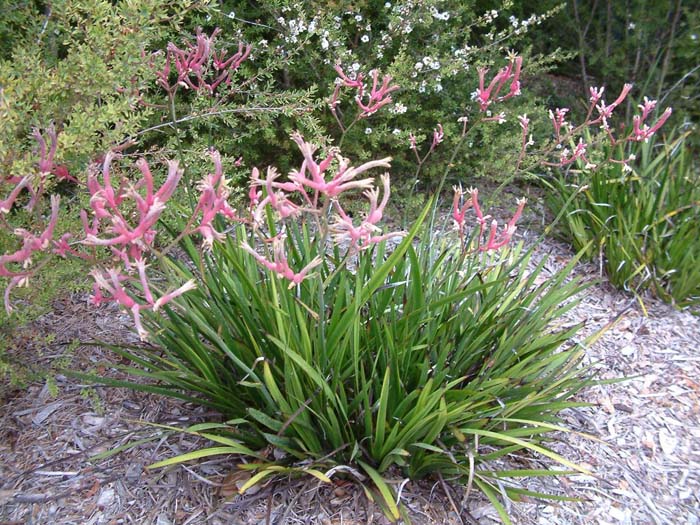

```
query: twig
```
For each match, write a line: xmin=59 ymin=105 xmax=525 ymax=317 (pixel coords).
xmin=437 ymin=471 xmax=465 ymax=525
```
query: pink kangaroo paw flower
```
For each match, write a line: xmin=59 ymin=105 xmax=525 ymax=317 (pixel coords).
xmin=154 ymin=160 xmax=183 ymax=203
xmin=0 ymin=177 xmax=30 ymax=214
xmin=131 ymin=304 xmax=148 ymax=341
xmin=334 ymin=64 xmax=363 ymax=88
xmin=153 ymin=280 xmax=197 ymax=311
xmin=365 ymin=173 xmax=391 ymax=224
xmin=134 ymin=258 xmax=155 ymax=305
xmin=286 ymin=256 xmax=323 ymax=287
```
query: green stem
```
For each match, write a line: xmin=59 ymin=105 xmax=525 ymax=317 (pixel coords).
xmin=168 ymin=92 xmax=195 ymax=211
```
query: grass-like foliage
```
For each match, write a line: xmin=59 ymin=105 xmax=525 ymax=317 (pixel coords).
xmin=546 ymin=132 xmax=700 ymax=307
xmin=94 ymin=198 xmax=592 ymax=521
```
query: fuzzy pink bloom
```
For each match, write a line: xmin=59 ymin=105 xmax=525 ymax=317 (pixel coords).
xmin=84 ymin=157 xmax=183 ymax=247
xmin=482 ymin=112 xmax=506 ymax=124
xmin=330 ymin=175 xmax=404 ymax=252
xmin=452 ymin=186 xmax=473 ymax=233
xmin=356 ymin=69 xmax=399 ymax=117
xmin=475 ymin=56 xmax=522 ymax=112
xmin=558 ymin=139 xmax=589 ymax=166
xmin=333 ymin=65 xmax=398 ymax=118
xmin=288 ymin=132 xmax=387 ymax=199
xmin=452 ymin=188 xmax=526 ymax=252
xmin=241 ymin=238 xmax=322 ymax=287
xmin=155 ymin=28 xmax=251 ymax=95
xmin=480 ymin=197 xmax=527 ymax=251
xmin=153 ymin=280 xmax=197 ymax=311
xmin=1 ymin=195 xmax=61 ymax=312
xmin=518 ymin=114 xmax=530 ymax=132
xmin=549 ymin=108 xmax=569 ymax=140
xmin=334 ymin=64 xmax=364 ymax=89
xmin=595 ymin=83 xmax=633 ymax=128
xmin=431 ymin=124 xmax=444 ymax=149
xmin=190 ymin=150 xmax=243 ymax=248
xmin=632 ymin=107 xmax=672 ymax=142
xmin=0 ymin=177 xmax=30 ymax=214
xmin=89 ymin=266 xmax=196 ymax=340
xmin=589 ymin=86 xmax=605 ymax=105
xmin=33 ymin=124 xmax=58 ymax=174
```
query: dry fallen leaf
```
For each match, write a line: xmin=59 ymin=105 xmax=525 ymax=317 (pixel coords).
xmin=658 ymin=428 xmax=679 ymax=456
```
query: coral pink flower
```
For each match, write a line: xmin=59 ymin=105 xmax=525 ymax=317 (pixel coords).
xmin=475 ymin=56 xmax=522 ymax=111
xmin=632 ymin=106 xmax=672 ymax=142
xmin=431 ymin=124 xmax=444 ymax=149
xmin=241 ymin=238 xmax=322 ymax=287
xmin=356 ymin=69 xmax=400 ymax=117
xmin=0 ymin=177 xmax=30 ymax=214
xmin=288 ymin=133 xmax=388 ymax=199
xmin=333 ymin=65 xmax=398 ymax=118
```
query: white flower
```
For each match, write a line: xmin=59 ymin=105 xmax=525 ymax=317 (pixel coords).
xmin=390 ymin=102 xmax=407 ymax=114
xmin=361 ymin=34 xmax=370 ymax=43
xmin=351 ymin=62 xmax=361 ymax=72
xmin=414 ymin=62 xmax=423 ymax=70
xmin=392 ymin=128 xmax=401 ymax=135
xmin=385 ymin=2 xmax=392 ymax=8
xmin=355 ymin=14 xmax=363 ymax=22
xmin=435 ymin=83 xmax=443 ymax=92
xmin=227 ymin=11 xmax=235 ymax=19
xmin=365 ymin=127 xmax=372 ymax=134
xmin=628 ymin=22 xmax=636 ymax=30
xmin=321 ymin=38 xmax=329 ymax=50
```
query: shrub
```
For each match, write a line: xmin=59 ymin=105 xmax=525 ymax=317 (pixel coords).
xmin=545 ymin=131 xmax=700 ymax=307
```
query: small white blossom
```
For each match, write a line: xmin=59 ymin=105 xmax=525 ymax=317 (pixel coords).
xmin=351 ymin=62 xmax=361 ymax=72
xmin=355 ymin=14 xmax=363 ymax=22
xmin=385 ymin=2 xmax=392 ymax=8
xmin=365 ymin=127 xmax=372 ymax=134
xmin=227 ymin=11 xmax=235 ymax=19
xmin=392 ymin=128 xmax=401 ymax=135
xmin=390 ymin=103 xmax=407 ymax=114
xmin=361 ymin=34 xmax=370 ymax=43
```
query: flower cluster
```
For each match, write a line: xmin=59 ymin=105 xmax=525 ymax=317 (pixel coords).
xmin=632 ymin=99 xmax=672 ymax=143
xmin=245 ymin=133 xmax=403 ymax=258
xmin=541 ymin=83 xmax=672 ymax=168
xmin=452 ymin=187 xmax=526 ymax=252
xmin=1 ymin=125 xmax=76 ymax=215
xmin=154 ymin=28 xmax=251 ymax=95
xmin=474 ymin=56 xmax=522 ymax=112
xmin=0 ymin=195 xmax=60 ymax=312
xmin=331 ymin=65 xmax=399 ymax=118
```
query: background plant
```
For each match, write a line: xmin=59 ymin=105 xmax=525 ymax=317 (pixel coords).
xmin=545 ymin=131 xmax=700 ymax=307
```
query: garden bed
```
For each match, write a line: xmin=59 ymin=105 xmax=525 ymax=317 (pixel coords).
xmin=1 ymin=231 xmax=698 ymax=525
